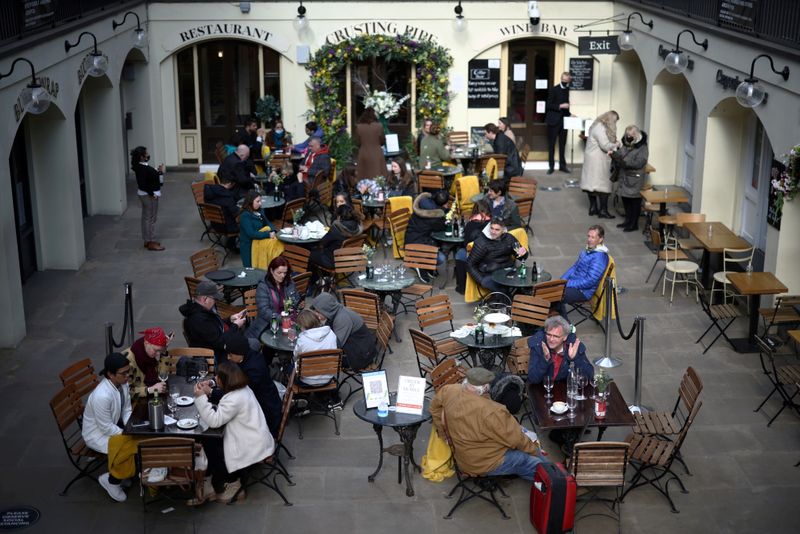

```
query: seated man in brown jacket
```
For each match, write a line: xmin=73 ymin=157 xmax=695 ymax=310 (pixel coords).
xmin=430 ymin=367 xmax=547 ymax=480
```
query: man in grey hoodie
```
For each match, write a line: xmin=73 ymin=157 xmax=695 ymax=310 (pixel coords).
xmin=309 ymin=292 xmax=377 ymax=371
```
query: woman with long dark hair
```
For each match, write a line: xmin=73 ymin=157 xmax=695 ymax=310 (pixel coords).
xmin=238 ymin=190 xmax=277 ymax=268
xmin=131 ymin=146 xmax=165 ymax=251
xmin=246 ymin=255 xmax=302 ymax=339
xmin=387 ymin=157 xmax=416 ymax=196
xmin=355 ymin=107 xmax=386 ymax=181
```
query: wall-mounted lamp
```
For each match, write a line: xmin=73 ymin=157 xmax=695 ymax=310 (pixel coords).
xmin=661 ymin=29 xmax=707 ymax=74
xmin=736 ymin=54 xmax=790 ymax=108
xmin=293 ymin=1 xmax=308 ymax=31
xmin=453 ymin=1 xmax=467 ymax=32
xmin=0 ymin=58 xmax=51 ymax=115
xmin=112 ymin=11 xmax=147 ymax=49
xmin=239 ymin=1 xmax=251 ymax=14
xmin=65 ymin=32 xmax=109 ymax=78
xmin=618 ymin=12 xmax=653 ymax=51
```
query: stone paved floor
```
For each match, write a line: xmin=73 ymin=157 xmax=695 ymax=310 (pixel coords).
xmin=1 ymin=168 xmax=798 ymax=533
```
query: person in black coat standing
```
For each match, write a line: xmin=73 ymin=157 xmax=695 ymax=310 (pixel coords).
xmin=484 ymin=123 xmax=523 ymax=182
xmin=131 ymin=146 xmax=165 ymax=251
xmin=545 ymin=71 xmax=572 ymax=175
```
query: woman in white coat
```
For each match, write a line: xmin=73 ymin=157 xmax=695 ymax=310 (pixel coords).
xmin=193 ymin=361 xmax=274 ymax=504
xmin=580 ymin=110 xmax=620 ymax=219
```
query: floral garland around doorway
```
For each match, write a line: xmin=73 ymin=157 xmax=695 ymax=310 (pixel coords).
xmin=772 ymin=144 xmax=800 ymax=210
xmin=306 ymin=34 xmax=453 ymax=139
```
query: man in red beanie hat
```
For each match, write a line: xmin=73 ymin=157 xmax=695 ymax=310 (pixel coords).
xmin=123 ymin=327 xmax=173 ymax=403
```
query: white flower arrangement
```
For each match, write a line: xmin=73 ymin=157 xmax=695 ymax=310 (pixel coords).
xmin=364 ymin=90 xmax=410 ymax=120
xmin=445 ymin=201 xmax=459 ymax=222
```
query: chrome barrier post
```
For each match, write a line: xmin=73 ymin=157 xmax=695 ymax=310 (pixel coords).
xmin=628 ymin=316 xmax=651 ymax=413
xmin=124 ymin=282 xmax=134 ymax=347
xmin=593 ymin=277 xmax=622 ymax=368
xmin=105 ymin=322 xmax=114 ymax=355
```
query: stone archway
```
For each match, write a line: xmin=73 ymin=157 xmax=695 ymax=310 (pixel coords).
xmin=612 ymin=50 xmax=647 ymax=132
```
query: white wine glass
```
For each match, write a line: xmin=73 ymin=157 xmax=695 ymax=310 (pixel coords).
xmin=158 ymin=369 xmax=169 ymax=384
xmin=197 ymin=361 xmax=208 ymax=380
xmin=270 ymin=316 xmax=279 ymax=338
xmin=543 ymin=375 xmax=553 ymax=400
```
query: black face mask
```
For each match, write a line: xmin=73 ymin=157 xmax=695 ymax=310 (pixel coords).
xmin=623 ymin=136 xmax=634 ymax=145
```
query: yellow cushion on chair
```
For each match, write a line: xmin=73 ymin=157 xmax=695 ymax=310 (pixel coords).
xmin=591 ymin=255 xmax=617 ymax=322
xmin=251 ymin=231 xmax=285 ymax=270
xmin=509 ymin=227 xmax=529 ymax=253
xmin=463 ymin=231 xmax=527 ymax=304
xmin=204 ymin=171 xmax=217 ymax=183
xmin=387 ymin=196 xmax=412 ymax=259
xmin=456 ymin=176 xmax=480 ymax=216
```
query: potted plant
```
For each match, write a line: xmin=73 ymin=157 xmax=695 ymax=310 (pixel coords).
xmin=255 ymin=95 xmax=282 ymax=127
xmin=594 ymin=371 xmax=614 ymax=419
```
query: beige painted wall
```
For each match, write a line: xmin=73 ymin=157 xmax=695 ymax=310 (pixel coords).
xmin=647 ymin=76 xmax=686 ymax=186
xmin=701 ymin=109 xmax=746 ymax=225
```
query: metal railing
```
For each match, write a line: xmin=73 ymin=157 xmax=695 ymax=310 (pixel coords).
xmin=623 ymin=0 xmax=800 ymax=48
xmin=0 ymin=0 xmax=136 ymax=48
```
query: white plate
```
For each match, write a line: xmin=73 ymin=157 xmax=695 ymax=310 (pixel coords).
xmin=176 ymin=396 xmax=194 ymax=406
xmin=550 ymin=402 xmax=569 ymax=415
xmin=483 ymin=313 xmax=510 ymax=324
xmin=176 ymin=418 xmax=198 ymax=429
xmin=279 ymin=228 xmax=293 ymax=235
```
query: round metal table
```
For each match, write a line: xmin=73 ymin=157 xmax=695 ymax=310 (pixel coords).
xmin=259 ymin=328 xmax=295 ymax=353
xmin=491 ymin=267 xmax=552 ymax=297
xmin=454 ymin=332 xmax=521 ymax=370
xmin=431 ymin=231 xmax=465 ymax=289
xmin=237 ymin=195 xmax=286 ymax=210
xmin=206 ymin=267 xmax=266 ymax=300
xmin=352 ymin=392 xmax=431 ymax=497
xmin=277 ymin=229 xmax=327 ymax=245
xmin=356 ymin=274 xmax=416 ymax=317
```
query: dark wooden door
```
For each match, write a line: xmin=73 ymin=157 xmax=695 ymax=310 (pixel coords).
xmin=9 ymin=127 xmax=37 ymax=282
xmin=507 ymin=40 xmax=554 ymax=156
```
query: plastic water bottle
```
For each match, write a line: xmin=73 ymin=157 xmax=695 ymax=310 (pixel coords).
xmin=425 ymin=156 xmax=431 ymax=170
xmin=377 ymin=399 xmax=389 ymax=417
xmin=746 ymin=262 xmax=753 ymax=276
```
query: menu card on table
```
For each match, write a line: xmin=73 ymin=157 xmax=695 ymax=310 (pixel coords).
xmin=395 ymin=375 xmax=426 ymax=415
xmin=362 ymin=370 xmax=389 ymax=409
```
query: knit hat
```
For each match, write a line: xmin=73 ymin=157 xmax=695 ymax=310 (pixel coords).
xmin=466 ymin=367 xmax=495 ymax=386
xmin=140 ymin=327 xmax=169 ymax=347
xmin=100 ymin=352 xmax=129 ymax=377
xmin=224 ymin=333 xmax=251 ymax=357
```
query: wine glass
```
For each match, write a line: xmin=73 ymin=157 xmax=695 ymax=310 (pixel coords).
xmin=574 ymin=369 xmax=585 ymax=401
xmin=287 ymin=327 xmax=297 ymax=345
xmin=567 ymin=393 xmax=577 ymax=419
xmin=167 ymin=395 xmax=177 ymax=415
xmin=158 ymin=368 xmax=169 ymax=384
xmin=197 ymin=361 xmax=208 ymax=380
xmin=270 ymin=316 xmax=279 ymax=338
xmin=578 ymin=373 xmax=588 ymax=401
xmin=543 ymin=375 xmax=553 ymax=400
xmin=590 ymin=374 xmax=598 ymax=399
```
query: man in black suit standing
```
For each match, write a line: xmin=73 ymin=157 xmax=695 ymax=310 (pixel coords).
xmin=545 ymin=71 xmax=572 ymax=175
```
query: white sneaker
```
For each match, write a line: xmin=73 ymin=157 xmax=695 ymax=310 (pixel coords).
xmin=99 ymin=473 xmax=127 ymax=502
xmin=146 ymin=467 xmax=168 ymax=483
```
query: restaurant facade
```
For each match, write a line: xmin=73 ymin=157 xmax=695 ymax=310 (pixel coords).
xmin=0 ymin=0 xmax=798 ymax=346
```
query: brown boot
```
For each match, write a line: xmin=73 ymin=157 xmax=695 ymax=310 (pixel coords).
xmin=144 ymin=241 xmax=150 ymax=248
xmin=147 ymin=242 xmax=165 ymax=251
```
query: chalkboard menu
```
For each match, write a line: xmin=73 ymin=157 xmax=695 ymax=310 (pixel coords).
xmin=468 ymin=59 xmax=500 ymax=109
xmin=719 ymin=0 xmax=757 ymax=31
xmin=767 ymin=158 xmax=783 ymax=230
xmin=569 ymin=58 xmax=593 ymax=91
xmin=23 ymin=0 xmax=55 ymax=30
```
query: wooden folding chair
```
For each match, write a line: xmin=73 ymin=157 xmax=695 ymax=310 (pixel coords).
xmin=505 ymin=336 xmax=534 ymax=425
xmin=431 ymin=359 xmax=466 ymax=392
xmin=342 ymin=234 xmax=367 ymax=249
xmin=199 ymin=203 xmax=238 ymax=263
xmin=388 ymin=208 xmax=411 ymax=260
xmin=136 ymin=437 xmax=196 ymax=511
xmin=754 ymin=336 xmax=800 ymax=427
xmin=191 ymin=183 xmax=213 ymax=241
xmin=59 ymin=358 xmax=99 ymax=406
xmin=758 ymin=295 xmax=800 ymax=336
xmin=510 ymin=295 xmax=549 ymax=335
xmin=329 ymin=247 xmax=366 ymax=288
xmin=401 ymin=243 xmax=437 ymax=304
xmin=448 ymin=131 xmax=469 ymax=145
xmin=244 ymin=288 xmax=258 ymax=321
xmin=695 ymin=287 xmax=743 ymax=354
xmin=376 ymin=310 xmax=395 ymax=368
xmin=281 ymin=198 xmax=306 ymax=229
xmin=292 ymin=271 xmax=312 ymax=297
xmin=167 ymin=347 xmax=216 ymax=375
xmin=568 ymin=257 xmax=616 ymax=331
xmin=441 ymin=411 xmax=510 ymax=519
xmin=415 ymin=295 xmax=470 ymax=363
xmin=508 ymin=176 xmax=537 ymax=199
xmin=623 ymin=401 xmax=703 ymax=513
xmin=408 ymin=329 xmax=446 ymax=386
xmin=340 ymin=289 xmax=380 ymax=332
xmin=190 ymin=248 xmax=220 ymax=278
xmin=532 ymin=279 xmax=566 ymax=316
xmin=281 ymin=244 xmax=311 ymax=274
xmin=568 ymin=441 xmax=631 ymax=528
xmin=455 ymin=175 xmax=479 ymax=217
xmin=292 ymin=349 xmax=343 ymax=439
xmin=50 ymin=383 xmax=106 ymax=495
xmin=418 ymin=170 xmax=445 ymax=192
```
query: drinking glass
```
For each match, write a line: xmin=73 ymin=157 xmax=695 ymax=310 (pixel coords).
xmin=567 ymin=393 xmax=577 ymax=419
xmin=287 ymin=328 xmax=297 ymax=345
xmin=543 ymin=375 xmax=553 ymax=400
xmin=158 ymin=369 xmax=169 ymax=384
xmin=590 ymin=375 xmax=598 ymax=399
xmin=270 ymin=316 xmax=279 ymax=338
xmin=574 ymin=369 xmax=584 ymax=400
xmin=398 ymin=266 xmax=407 ymax=279
xmin=197 ymin=361 xmax=208 ymax=380
xmin=167 ymin=396 xmax=177 ymax=415
xmin=578 ymin=374 xmax=588 ymax=401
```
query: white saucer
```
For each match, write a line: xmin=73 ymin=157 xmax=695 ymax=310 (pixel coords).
xmin=176 ymin=396 xmax=194 ymax=406
xmin=176 ymin=418 xmax=198 ymax=429
xmin=550 ymin=401 xmax=569 ymax=415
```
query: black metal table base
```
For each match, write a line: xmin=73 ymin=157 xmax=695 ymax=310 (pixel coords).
xmin=368 ymin=423 xmax=423 ymax=497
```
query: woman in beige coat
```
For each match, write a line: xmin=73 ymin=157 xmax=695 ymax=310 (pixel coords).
xmin=580 ymin=110 xmax=620 ymax=219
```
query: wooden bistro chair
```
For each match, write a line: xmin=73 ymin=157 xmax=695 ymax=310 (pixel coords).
xmin=418 ymin=170 xmax=445 ymax=192
xmin=191 ymin=247 xmax=242 ymax=302
xmin=531 ymin=279 xmax=567 ymax=317
xmin=340 ymin=289 xmax=380 ymax=332
xmin=508 ymin=176 xmax=537 ymax=199
xmin=291 ymin=349 xmax=343 ymax=439
xmin=506 ymin=336 xmax=534 ymax=425
xmin=292 ymin=271 xmax=313 ymax=297
xmin=758 ymin=295 xmax=800 ymax=337
xmin=695 ymin=287 xmax=744 ymax=354
xmin=515 ymin=196 xmax=535 ymax=235
xmin=329 ymin=246 xmax=366 ymax=288
xmin=136 ymin=437 xmax=197 ymax=511
xmin=431 ymin=359 xmax=466 ymax=392
xmin=415 ymin=294 xmax=470 ymax=364
xmin=448 ymin=131 xmax=469 ymax=146
xmin=191 ymin=182 xmax=213 ymax=241
xmin=281 ymin=244 xmax=311 ymax=274
xmin=166 ymin=347 xmax=216 ymax=376
xmin=50 ymin=383 xmax=105 ymax=496
xmin=408 ymin=329 xmax=447 ymax=388
xmin=401 ymin=243 xmax=437 ymax=304
xmin=342 ymin=234 xmax=367 ymax=250
xmin=59 ymin=358 xmax=99 ymax=406
xmin=568 ymin=441 xmax=631 ymax=529
xmin=455 ymin=175 xmax=479 ymax=218
xmin=623 ymin=400 xmax=703 ymax=514
xmin=632 ymin=366 xmax=702 ymax=478
xmin=199 ymin=203 xmax=239 ymax=263
xmin=244 ymin=288 xmax=258 ymax=321
xmin=280 ymin=198 xmax=306 ymax=229
xmin=441 ymin=410 xmax=510 ymax=520
xmin=754 ymin=335 xmax=800 ymax=427
xmin=510 ymin=294 xmax=549 ymax=336
xmin=388 ymin=208 xmax=411 ymax=260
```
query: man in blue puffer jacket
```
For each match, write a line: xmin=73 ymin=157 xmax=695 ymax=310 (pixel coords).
xmin=558 ymin=225 xmax=609 ymax=318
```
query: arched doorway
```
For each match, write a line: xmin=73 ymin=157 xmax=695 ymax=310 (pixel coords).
xmin=506 ymin=39 xmax=555 ymax=156
xmin=175 ymin=40 xmax=282 ymax=163
xmin=649 ymin=71 xmax=696 ymax=191
xmin=8 ymin=126 xmax=36 ymax=282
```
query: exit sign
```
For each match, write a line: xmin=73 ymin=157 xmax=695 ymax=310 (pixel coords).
xmin=578 ymin=36 xmax=620 ymax=55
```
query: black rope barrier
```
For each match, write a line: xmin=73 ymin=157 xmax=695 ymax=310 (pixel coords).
xmin=105 ymin=282 xmax=134 ymax=354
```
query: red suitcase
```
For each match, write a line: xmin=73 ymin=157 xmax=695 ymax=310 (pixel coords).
xmin=530 ymin=462 xmax=577 ymax=534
